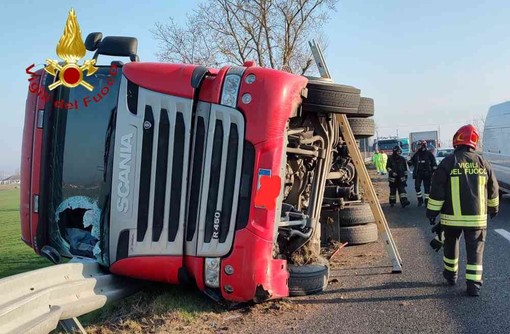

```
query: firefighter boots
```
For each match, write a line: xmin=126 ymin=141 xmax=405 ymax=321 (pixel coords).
xmin=443 ymin=272 xmax=456 ymax=286
xmin=467 ymin=285 xmax=481 ymax=297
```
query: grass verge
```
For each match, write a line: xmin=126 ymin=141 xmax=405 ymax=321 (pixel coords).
xmin=0 ymin=187 xmax=49 ymax=278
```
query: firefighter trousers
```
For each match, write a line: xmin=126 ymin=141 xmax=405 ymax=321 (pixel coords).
xmin=414 ymin=174 xmax=431 ymax=203
xmin=389 ymin=181 xmax=409 ymax=206
xmin=443 ymin=227 xmax=486 ymax=291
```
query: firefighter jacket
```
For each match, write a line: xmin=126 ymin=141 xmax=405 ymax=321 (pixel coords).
xmin=386 ymin=154 xmax=408 ymax=183
xmin=410 ymin=149 xmax=437 ymax=178
xmin=426 ymin=146 xmax=499 ymax=228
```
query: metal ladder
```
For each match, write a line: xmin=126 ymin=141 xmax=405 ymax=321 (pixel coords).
xmin=309 ymin=40 xmax=403 ymax=272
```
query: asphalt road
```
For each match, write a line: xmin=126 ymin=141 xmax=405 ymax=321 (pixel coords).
xmin=304 ymin=176 xmax=510 ymax=334
xmin=237 ymin=174 xmax=510 ymax=334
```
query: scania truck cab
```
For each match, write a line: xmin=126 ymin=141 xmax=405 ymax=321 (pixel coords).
xmin=21 ymin=33 xmax=367 ymax=303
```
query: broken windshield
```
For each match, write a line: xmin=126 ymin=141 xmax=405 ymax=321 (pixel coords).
xmin=43 ymin=65 xmax=121 ymax=265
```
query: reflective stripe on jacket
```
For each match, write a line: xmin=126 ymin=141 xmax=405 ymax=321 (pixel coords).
xmin=426 ymin=146 xmax=499 ymax=228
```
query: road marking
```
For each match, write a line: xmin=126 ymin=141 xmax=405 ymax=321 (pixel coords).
xmin=494 ymin=229 xmax=510 ymax=242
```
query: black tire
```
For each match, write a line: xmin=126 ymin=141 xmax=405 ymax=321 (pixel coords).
xmin=338 ymin=203 xmax=375 ymax=226
xmin=288 ymin=263 xmax=330 ymax=296
xmin=340 ymin=223 xmax=378 ymax=245
xmin=354 ymin=97 xmax=375 ymax=117
xmin=348 ymin=118 xmax=375 ymax=138
xmin=303 ymin=80 xmax=361 ymax=115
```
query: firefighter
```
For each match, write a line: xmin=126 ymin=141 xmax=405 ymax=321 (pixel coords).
xmin=380 ymin=151 xmax=388 ymax=175
xmin=410 ymin=140 xmax=437 ymax=206
xmin=426 ymin=125 xmax=499 ymax=296
xmin=386 ymin=145 xmax=411 ymax=207
xmin=372 ymin=150 xmax=383 ymax=174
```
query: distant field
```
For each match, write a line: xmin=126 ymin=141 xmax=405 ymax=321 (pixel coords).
xmin=0 ymin=188 xmax=49 ymax=278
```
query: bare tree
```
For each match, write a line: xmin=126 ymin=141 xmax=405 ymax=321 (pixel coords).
xmin=152 ymin=0 xmax=338 ymax=74
xmin=471 ymin=114 xmax=486 ymax=150
xmin=471 ymin=114 xmax=486 ymax=132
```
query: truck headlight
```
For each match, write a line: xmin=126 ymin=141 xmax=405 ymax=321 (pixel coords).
xmin=204 ymin=257 xmax=221 ymax=288
xmin=221 ymin=74 xmax=241 ymax=108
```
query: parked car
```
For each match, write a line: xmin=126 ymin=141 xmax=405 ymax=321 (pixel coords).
xmin=482 ymin=101 xmax=510 ymax=194
xmin=435 ymin=148 xmax=454 ymax=165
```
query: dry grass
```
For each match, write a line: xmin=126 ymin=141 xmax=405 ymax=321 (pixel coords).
xmin=80 ymin=284 xmax=224 ymax=333
xmin=0 ymin=184 xmax=19 ymax=190
xmin=80 ymin=284 xmax=310 ymax=334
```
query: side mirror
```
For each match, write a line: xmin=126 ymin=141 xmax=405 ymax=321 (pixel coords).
xmin=85 ymin=32 xmax=103 ymax=51
xmin=85 ymin=33 xmax=139 ymax=62
xmin=95 ymin=36 xmax=139 ymax=61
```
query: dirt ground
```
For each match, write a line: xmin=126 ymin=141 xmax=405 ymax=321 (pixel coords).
xmin=84 ymin=166 xmax=392 ymax=334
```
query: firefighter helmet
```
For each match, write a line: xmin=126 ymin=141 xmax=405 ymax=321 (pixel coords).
xmin=393 ymin=145 xmax=402 ymax=155
xmin=453 ymin=124 xmax=479 ymax=149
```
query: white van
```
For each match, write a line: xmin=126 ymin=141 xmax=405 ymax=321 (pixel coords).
xmin=483 ymin=101 xmax=510 ymax=193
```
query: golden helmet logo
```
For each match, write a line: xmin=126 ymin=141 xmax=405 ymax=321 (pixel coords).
xmin=45 ymin=9 xmax=98 ymax=91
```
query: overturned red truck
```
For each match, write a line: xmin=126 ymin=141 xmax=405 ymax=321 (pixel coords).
xmin=20 ymin=33 xmax=376 ymax=303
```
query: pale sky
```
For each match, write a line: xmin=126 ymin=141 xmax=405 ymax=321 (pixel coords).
xmin=1 ymin=0 xmax=509 ymax=175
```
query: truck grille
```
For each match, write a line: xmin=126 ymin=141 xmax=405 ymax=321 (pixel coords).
xmin=136 ymin=106 xmax=188 ymax=244
xmin=111 ymin=79 xmax=245 ymax=261
xmin=186 ymin=102 xmax=245 ymax=257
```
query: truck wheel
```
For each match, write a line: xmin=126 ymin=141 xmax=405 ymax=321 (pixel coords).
xmin=338 ymin=203 xmax=375 ymax=226
xmin=302 ymin=80 xmax=361 ymax=115
xmin=288 ymin=263 xmax=330 ymax=296
xmin=340 ymin=223 xmax=378 ymax=245
xmin=348 ymin=118 xmax=375 ymax=138
xmin=352 ymin=97 xmax=374 ymax=118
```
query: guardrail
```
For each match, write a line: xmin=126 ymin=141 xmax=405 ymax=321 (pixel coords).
xmin=0 ymin=258 xmax=139 ymax=334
